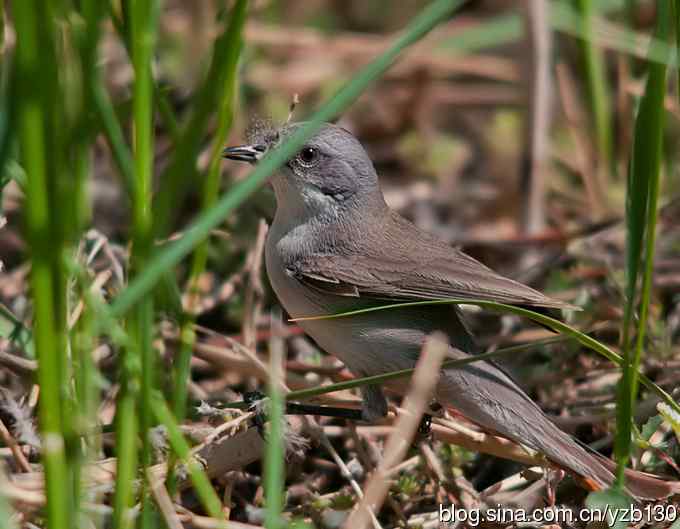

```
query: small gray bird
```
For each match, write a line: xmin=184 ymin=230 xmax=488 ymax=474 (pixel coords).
xmin=225 ymin=122 xmax=678 ymax=499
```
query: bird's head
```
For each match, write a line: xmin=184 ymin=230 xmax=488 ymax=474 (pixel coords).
xmin=224 ymin=121 xmax=385 ymax=219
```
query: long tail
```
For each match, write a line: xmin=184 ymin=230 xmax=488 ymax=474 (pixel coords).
xmin=436 ymin=359 xmax=680 ymax=499
xmin=439 ymin=312 xmax=680 ymax=500
xmin=446 ymin=401 xmax=680 ymax=500
xmin=538 ymin=426 xmax=680 ymax=500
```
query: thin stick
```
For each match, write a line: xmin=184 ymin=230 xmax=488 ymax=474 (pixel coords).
xmin=343 ymin=332 xmax=447 ymax=529
xmin=286 ymin=93 xmax=300 ymax=124
xmin=318 ymin=434 xmax=382 ymax=529
xmin=264 ymin=309 xmax=287 ymax=529
xmin=431 ymin=420 xmax=541 ymax=467
xmin=242 ymin=220 xmax=268 ymax=353
xmin=68 ymin=270 xmax=112 ymax=330
xmin=0 ymin=418 xmax=31 ymax=473
xmin=520 ymin=0 xmax=551 ymax=236
xmin=555 ymin=62 xmax=606 ymax=217
xmin=146 ymin=469 xmax=183 ymax=529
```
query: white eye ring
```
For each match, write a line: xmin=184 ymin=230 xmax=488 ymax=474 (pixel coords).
xmin=297 ymin=146 xmax=320 ymax=167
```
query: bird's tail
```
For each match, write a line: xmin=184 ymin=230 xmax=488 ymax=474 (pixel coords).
xmin=588 ymin=448 xmax=680 ymax=500
xmin=511 ymin=416 xmax=680 ymax=500
xmin=437 ymin=318 xmax=680 ymax=501
xmin=444 ymin=403 xmax=680 ymax=500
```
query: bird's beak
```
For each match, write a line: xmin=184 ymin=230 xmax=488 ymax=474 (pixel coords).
xmin=222 ymin=143 xmax=267 ymax=164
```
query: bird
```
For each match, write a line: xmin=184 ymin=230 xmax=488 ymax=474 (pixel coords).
xmin=224 ymin=121 xmax=679 ymax=500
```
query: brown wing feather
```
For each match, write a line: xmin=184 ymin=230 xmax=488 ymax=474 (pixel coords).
xmin=291 ymin=212 xmax=573 ymax=309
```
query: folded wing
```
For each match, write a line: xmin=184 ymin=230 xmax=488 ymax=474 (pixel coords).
xmin=285 ymin=212 xmax=571 ymax=308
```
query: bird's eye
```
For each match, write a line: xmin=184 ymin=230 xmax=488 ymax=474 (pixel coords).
xmin=297 ymin=146 xmax=319 ymax=167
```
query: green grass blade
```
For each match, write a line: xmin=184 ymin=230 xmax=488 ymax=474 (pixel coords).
xmin=437 ymin=0 xmax=675 ymax=67
xmin=152 ymin=0 xmax=249 ymax=237
xmin=264 ymin=311 xmax=286 ymax=529
xmin=72 ymin=1 xmax=106 ymax=520
xmin=110 ymin=0 xmax=466 ymax=318
xmin=168 ymin=1 xmax=247 ymax=496
xmin=123 ymin=1 xmax=162 ymax=527
xmin=615 ymin=2 xmax=670 ymax=486
xmin=574 ymin=0 xmax=613 ymax=174
xmin=107 ymin=0 xmax=181 ymax=147
xmin=13 ymin=3 xmax=71 ymax=528
xmin=151 ymin=393 xmax=225 ymax=520
xmin=112 ymin=389 xmax=139 ymax=529
xmin=91 ymin=74 xmax=135 ymax=193
xmin=173 ymin=0 xmax=247 ymax=422
xmin=675 ymin=0 xmax=680 ymax=107
xmin=0 ymin=45 xmax=14 ymax=187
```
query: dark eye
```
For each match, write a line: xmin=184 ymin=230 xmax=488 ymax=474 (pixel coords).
xmin=297 ymin=146 xmax=319 ymax=167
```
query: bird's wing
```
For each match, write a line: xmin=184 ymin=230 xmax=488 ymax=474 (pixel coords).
xmin=289 ymin=211 xmax=572 ymax=310
xmin=290 ymin=250 xmax=569 ymax=308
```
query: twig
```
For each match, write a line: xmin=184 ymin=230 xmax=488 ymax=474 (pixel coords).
xmin=343 ymin=333 xmax=448 ymax=529
xmin=286 ymin=93 xmax=300 ymax=124
xmin=520 ymin=0 xmax=551 ymax=236
xmin=188 ymin=324 xmax=311 ymax=392
xmin=318 ymin=433 xmax=382 ymax=529
xmin=191 ymin=340 xmax=311 ymax=391
xmin=176 ymin=505 xmax=264 ymax=529
xmin=431 ymin=418 xmax=542 ymax=467
xmin=0 ymin=351 xmax=37 ymax=373
xmin=6 ymin=426 xmax=267 ymax=504
xmin=555 ymin=62 xmax=606 ymax=218
xmin=0 ymin=418 xmax=31 ymax=472
xmin=242 ymin=220 xmax=268 ymax=352
xmin=146 ymin=469 xmax=183 ymax=529
xmin=221 ymin=471 xmax=238 ymax=520
xmin=201 ymin=411 xmax=255 ymax=446
xmin=68 ymin=269 xmax=112 ymax=330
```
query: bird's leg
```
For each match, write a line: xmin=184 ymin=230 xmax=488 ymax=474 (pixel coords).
xmin=360 ymin=386 xmax=435 ymax=436
xmin=360 ymin=384 xmax=389 ymax=422
xmin=545 ymin=467 xmax=565 ymax=506
xmin=244 ymin=390 xmax=268 ymax=436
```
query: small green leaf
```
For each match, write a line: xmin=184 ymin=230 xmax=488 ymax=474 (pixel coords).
xmin=585 ymin=488 xmax=633 ymax=529
xmin=151 ymin=270 xmax=183 ymax=318
xmin=657 ymin=402 xmax=680 ymax=443
xmin=639 ymin=415 xmax=664 ymax=443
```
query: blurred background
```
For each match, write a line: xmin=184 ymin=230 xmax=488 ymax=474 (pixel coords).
xmin=0 ymin=1 xmax=679 ymax=527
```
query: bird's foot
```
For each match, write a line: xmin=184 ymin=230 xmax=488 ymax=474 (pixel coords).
xmin=545 ymin=467 xmax=565 ymax=506
xmin=243 ymin=390 xmax=268 ymax=436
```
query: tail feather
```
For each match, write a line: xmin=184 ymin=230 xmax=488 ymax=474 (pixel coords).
xmin=537 ymin=423 xmax=680 ymax=500
xmin=436 ymin=315 xmax=679 ymax=501
xmin=498 ymin=419 xmax=680 ymax=500
xmin=445 ymin=404 xmax=680 ymax=500
xmin=592 ymin=452 xmax=680 ymax=500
